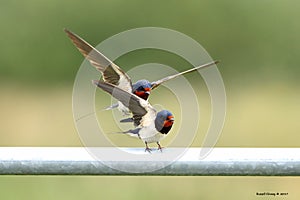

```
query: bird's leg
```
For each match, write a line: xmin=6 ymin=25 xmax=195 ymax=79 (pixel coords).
xmin=157 ymin=142 xmax=164 ymax=152
xmin=145 ymin=142 xmax=152 ymax=153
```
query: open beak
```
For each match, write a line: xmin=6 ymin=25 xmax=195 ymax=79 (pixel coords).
xmin=168 ymin=116 xmax=174 ymax=121
xmin=144 ymin=87 xmax=151 ymax=95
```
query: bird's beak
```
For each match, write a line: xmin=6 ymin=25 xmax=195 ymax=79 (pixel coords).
xmin=144 ymin=88 xmax=151 ymax=95
xmin=168 ymin=116 xmax=174 ymax=121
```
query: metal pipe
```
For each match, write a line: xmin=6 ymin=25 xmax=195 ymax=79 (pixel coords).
xmin=0 ymin=147 xmax=299 ymax=176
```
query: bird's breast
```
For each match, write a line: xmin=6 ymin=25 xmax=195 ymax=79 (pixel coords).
xmin=138 ymin=126 xmax=165 ymax=144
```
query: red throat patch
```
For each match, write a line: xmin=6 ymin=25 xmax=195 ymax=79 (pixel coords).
xmin=164 ymin=116 xmax=174 ymax=127
xmin=134 ymin=91 xmax=150 ymax=100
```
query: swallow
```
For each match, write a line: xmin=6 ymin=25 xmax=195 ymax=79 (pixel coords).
xmin=93 ymin=81 xmax=174 ymax=152
xmin=64 ymin=29 xmax=219 ymax=115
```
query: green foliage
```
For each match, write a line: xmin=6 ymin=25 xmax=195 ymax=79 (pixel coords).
xmin=0 ymin=0 xmax=299 ymax=86
xmin=0 ymin=176 xmax=299 ymax=200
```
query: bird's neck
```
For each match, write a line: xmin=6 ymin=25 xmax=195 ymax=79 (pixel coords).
xmin=159 ymin=125 xmax=172 ymax=134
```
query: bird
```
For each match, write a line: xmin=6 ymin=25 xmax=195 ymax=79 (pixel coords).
xmin=64 ymin=29 xmax=219 ymax=115
xmin=93 ymin=80 xmax=175 ymax=153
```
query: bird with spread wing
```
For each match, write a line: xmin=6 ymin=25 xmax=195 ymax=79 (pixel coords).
xmin=64 ymin=29 xmax=219 ymax=115
xmin=93 ymin=81 xmax=174 ymax=152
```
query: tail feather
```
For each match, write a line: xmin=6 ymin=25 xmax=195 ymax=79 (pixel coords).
xmin=110 ymin=128 xmax=141 ymax=138
xmin=103 ymin=103 xmax=119 ymax=111
xmin=120 ymin=117 xmax=134 ymax=123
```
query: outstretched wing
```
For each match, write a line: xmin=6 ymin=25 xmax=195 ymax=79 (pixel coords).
xmin=151 ymin=60 xmax=219 ymax=90
xmin=64 ymin=29 xmax=133 ymax=93
xmin=93 ymin=81 xmax=156 ymax=126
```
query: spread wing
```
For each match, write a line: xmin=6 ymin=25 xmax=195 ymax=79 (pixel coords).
xmin=151 ymin=60 xmax=219 ymax=90
xmin=64 ymin=29 xmax=133 ymax=93
xmin=93 ymin=81 xmax=156 ymax=126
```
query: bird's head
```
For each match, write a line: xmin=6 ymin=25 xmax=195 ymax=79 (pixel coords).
xmin=155 ymin=110 xmax=174 ymax=134
xmin=132 ymin=79 xmax=152 ymax=100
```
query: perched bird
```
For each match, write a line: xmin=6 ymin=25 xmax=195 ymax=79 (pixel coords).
xmin=64 ymin=29 xmax=219 ymax=115
xmin=93 ymin=81 xmax=174 ymax=152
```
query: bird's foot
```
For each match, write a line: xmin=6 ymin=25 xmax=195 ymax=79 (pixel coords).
xmin=145 ymin=142 xmax=152 ymax=153
xmin=145 ymin=147 xmax=152 ymax=153
xmin=157 ymin=143 xmax=164 ymax=152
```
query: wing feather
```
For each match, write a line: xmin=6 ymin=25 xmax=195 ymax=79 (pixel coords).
xmin=151 ymin=60 xmax=219 ymax=90
xmin=64 ymin=29 xmax=132 ymax=93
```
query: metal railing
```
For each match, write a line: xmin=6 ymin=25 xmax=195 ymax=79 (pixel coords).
xmin=1 ymin=147 xmax=299 ymax=176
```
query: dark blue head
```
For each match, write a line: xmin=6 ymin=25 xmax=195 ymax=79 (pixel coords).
xmin=132 ymin=79 xmax=152 ymax=100
xmin=155 ymin=110 xmax=174 ymax=134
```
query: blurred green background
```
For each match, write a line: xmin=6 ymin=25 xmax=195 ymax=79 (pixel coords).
xmin=1 ymin=0 xmax=300 ymax=199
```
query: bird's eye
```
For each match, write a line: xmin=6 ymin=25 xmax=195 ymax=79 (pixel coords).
xmin=138 ymin=86 xmax=144 ymax=91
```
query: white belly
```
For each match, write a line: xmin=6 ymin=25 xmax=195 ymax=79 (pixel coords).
xmin=117 ymin=101 xmax=130 ymax=115
xmin=138 ymin=126 xmax=165 ymax=144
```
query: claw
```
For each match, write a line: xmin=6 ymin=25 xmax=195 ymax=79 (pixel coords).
xmin=157 ymin=142 xmax=164 ymax=152
xmin=145 ymin=147 xmax=152 ymax=153
xmin=144 ymin=142 xmax=152 ymax=153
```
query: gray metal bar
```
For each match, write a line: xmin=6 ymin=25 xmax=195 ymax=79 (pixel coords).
xmin=0 ymin=147 xmax=300 ymax=176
